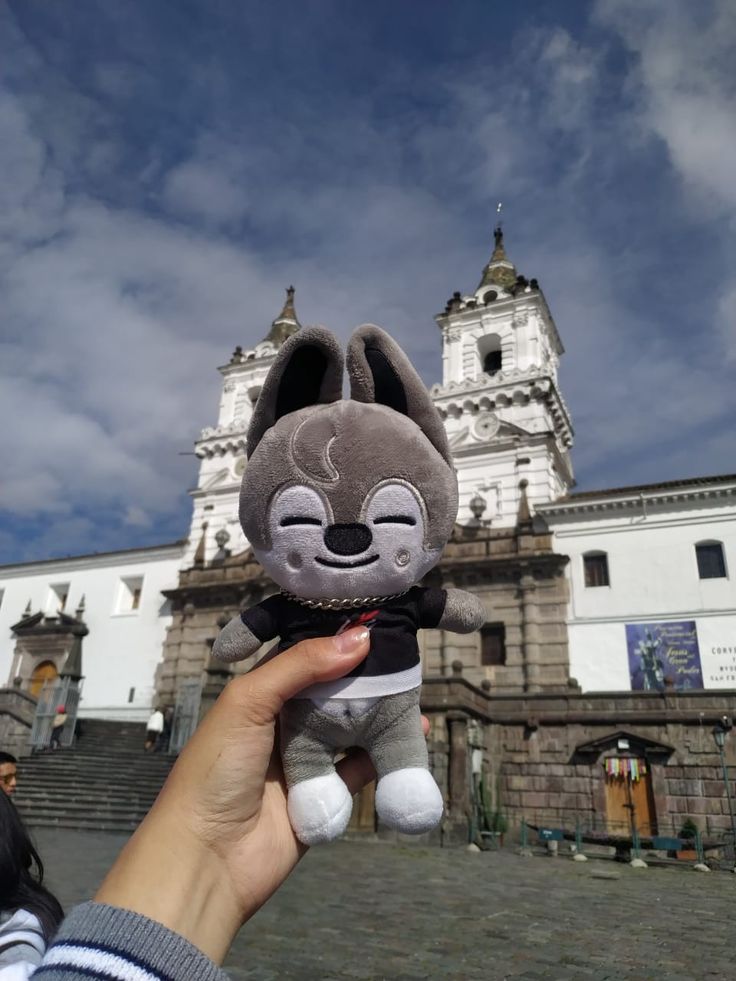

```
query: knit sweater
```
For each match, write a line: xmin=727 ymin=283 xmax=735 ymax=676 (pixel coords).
xmin=0 ymin=903 xmax=230 ymax=981
xmin=0 ymin=909 xmax=45 ymax=973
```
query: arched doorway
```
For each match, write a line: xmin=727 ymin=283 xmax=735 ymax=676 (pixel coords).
xmin=30 ymin=660 xmax=58 ymax=698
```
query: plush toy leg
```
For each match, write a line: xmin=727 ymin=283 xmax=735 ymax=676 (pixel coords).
xmin=280 ymin=699 xmax=354 ymax=845
xmin=287 ymin=773 xmax=353 ymax=845
xmin=365 ymin=689 xmax=444 ymax=835
xmin=374 ymin=767 xmax=443 ymax=834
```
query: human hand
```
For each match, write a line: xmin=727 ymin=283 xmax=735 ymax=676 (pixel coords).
xmin=95 ymin=627 xmax=419 ymax=963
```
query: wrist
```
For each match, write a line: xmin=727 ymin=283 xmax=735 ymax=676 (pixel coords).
xmin=94 ymin=811 xmax=243 ymax=964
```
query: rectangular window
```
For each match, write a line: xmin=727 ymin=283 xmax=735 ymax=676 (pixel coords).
xmin=584 ymin=553 xmax=609 ymax=588
xmin=481 ymin=623 xmax=506 ymax=666
xmin=696 ymin=543 xmax=726 ymax=579
xmin=128 ymin=687 xmax=136 ymax=703
xmin=116 ymin=576 xmax=144 ymax=614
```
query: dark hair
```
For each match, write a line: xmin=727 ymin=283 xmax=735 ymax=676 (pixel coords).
xmin=0 ymin=790 xmax=63 ymax=941
xmin=0 ymin=751 xmax=18 ymax=766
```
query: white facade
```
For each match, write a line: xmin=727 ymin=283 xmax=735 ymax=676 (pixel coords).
xmin=0 ymin=543 xmax=184 ymax=720
xmin=538 ymin=477 xmax=736 ymax=694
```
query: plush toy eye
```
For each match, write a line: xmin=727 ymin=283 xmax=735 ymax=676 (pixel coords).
xmin=373 ymin=515 xmax=416 ymax=526
xmin=280 ymin=516 xmax=323 ymax=527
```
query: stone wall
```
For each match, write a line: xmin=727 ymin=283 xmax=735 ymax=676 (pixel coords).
xmin=488 ymin=689 xmax=736 ymax=837
xmin=422 ymin=521 xmax=570 ymax=694
xmin=420 ymin=679 xmax=736 ymax=843
xmin=0 ymin=688 xmax=36 ymax=757
xmin=156 ymin=549 xmax=270 ymax=705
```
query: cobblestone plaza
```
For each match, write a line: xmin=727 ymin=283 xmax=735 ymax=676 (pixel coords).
xmin=39 ymin=830 xmax=732 ymax=981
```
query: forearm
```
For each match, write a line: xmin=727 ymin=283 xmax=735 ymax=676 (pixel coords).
xmin=94 ymin=804 xmax=242 ymax=964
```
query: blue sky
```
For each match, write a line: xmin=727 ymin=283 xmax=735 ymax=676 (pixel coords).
xmin=1 ymin=0 xmax=735 ymax=563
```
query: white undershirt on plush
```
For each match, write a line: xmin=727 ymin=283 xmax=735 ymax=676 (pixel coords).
xmin=295 ymin=663 xmax=421 ymax=700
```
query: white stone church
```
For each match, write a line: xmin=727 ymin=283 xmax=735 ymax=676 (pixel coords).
xmin=1 ymin=231 xmax=734 ymax=723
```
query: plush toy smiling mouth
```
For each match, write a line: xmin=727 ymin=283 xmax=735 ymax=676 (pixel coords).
xmin=315 ymin=554 xmax=380 ymax=568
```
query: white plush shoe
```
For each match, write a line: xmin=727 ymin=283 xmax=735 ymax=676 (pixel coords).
xmin=375 ymin=767 xmax=444 ymax=834
xmin=287 ymin=773 xmax=353 ymax=845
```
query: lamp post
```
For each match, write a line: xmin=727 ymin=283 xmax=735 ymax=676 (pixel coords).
xmin=712 ymin=717 xmax=736 ymax=869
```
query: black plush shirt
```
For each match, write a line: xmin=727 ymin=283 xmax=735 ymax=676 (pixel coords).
xmin=240 ymin=586 xmax=447 ymax=678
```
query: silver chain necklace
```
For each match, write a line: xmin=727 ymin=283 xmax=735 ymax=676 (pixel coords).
xmin=279 ymin=588 xmax=410 ymax=611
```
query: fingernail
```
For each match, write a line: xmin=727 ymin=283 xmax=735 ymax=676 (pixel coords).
xmin=334 ymin=626 xmax=370 ymax=655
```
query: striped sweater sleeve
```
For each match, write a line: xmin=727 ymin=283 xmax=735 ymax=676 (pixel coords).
xmin=30 ymin=903 xmax=231 ymax=981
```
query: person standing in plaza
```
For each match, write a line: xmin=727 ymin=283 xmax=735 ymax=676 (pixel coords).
xmin=158 ymin=706 xmax=174 ymax=753
xmin=0 ymin=753 xmax=18 ymax=798
xmin=144 ymin=706 xmax=164 ymax=752
xmin=0 ymin=788 xmax=64 ymax=974
xmin=49 ymin=709 xmax=68 ymax=752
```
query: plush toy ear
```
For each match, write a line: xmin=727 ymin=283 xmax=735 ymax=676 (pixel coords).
xmin=247 ymin=326 xmax=344 ymax=457
xmin=346 ymin=324 xmax=452 ymax=465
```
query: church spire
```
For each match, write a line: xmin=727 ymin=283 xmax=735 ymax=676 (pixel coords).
xmin=478 ymin=226 xmax=518 ymax=292
xmin=263 ymin=286 xmax=301 ymax=347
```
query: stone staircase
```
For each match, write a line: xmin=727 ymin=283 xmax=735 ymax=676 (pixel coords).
xmin=14 ymin=719 xmax=176 ymax=833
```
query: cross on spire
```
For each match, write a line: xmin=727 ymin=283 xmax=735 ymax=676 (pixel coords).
xmin=263 ymin=286 xmax=301 ymax=347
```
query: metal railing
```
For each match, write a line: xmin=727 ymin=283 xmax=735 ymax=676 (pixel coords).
xmin=29 ymin=678 xmax=81 ymax=750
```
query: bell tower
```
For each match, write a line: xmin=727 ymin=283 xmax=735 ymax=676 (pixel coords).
xmin=431 ymin=228 xmax=574 ymax=527
xmin=183 ymin=288 xmax=301 ymax=566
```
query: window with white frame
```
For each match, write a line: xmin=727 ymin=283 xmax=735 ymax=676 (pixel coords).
xmin=116 ymin=575 xmax=144 ymax=614
xmin=695 ymin=541 xmax=727 ymax=580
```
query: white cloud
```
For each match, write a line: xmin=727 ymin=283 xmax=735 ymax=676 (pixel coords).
xmin=124 ymin=506 xmax=152 ymax=528
xmin=595 ymin=0 xmax=736 ymax=215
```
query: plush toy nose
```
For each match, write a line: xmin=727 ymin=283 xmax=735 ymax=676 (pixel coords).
xmin=324 ymin=523 xmax=373 ymax=556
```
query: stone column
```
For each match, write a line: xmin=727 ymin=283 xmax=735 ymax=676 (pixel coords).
xmin=444 ymin=710 xmax=470 ymax=844
xmin=198 ymin=651 xmax=231 ymax=721
xmin=519 ymin=573 xmax=542 ymax=693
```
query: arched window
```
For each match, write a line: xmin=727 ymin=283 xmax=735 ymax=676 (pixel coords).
xmin=583 ymin=551 xmax=609 ymax=588
xmin=695 ymin=541 xmax=727 ymax=579
xmin=478 ymin=334 xmax=502 ymax=376
xmin=483 ymin=350 xmax=502 ymax=375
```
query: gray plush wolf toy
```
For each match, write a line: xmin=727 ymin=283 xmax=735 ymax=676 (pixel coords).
xmin=213 ymin=324 xmax=486 ymax=844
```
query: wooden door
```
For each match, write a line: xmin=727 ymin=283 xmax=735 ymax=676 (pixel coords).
xmin=30 ymin=660 xmax=58 ymax=698
xmin=604 ymin=761 xmax=656 ymax=836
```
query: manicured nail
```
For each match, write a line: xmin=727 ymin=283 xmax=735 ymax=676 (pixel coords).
xmin=334 ymin=627 xmax=370 ymax=654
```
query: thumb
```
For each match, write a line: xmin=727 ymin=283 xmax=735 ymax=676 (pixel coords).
xmin=230 ymin=627 xmax=371 ymax=724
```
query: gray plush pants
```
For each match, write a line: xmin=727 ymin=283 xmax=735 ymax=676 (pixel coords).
xmin=280 ymin=687 xmax=427 ymax=788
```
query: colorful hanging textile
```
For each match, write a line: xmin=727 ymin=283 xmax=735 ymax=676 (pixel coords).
xmin=604 ymin=757 xmax=647 ymax=781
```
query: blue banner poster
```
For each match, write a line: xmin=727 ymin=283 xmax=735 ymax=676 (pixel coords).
xmin=626 ymin=621 xmax=702 ymax=691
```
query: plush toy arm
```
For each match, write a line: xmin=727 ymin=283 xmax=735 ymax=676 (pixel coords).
xmin=437 ymin=588 xmax=486 ymax=634
xmin=212 ymin=615 xmax=263 ymax=663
